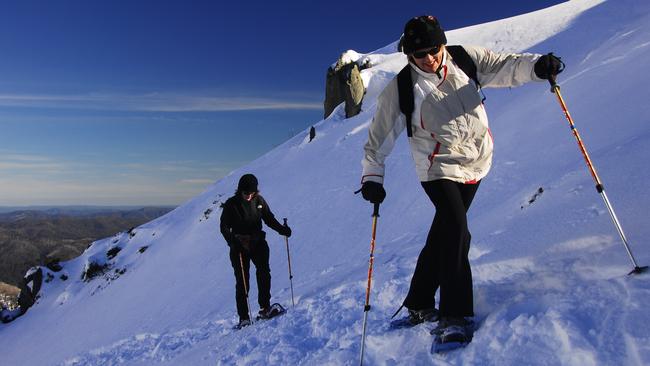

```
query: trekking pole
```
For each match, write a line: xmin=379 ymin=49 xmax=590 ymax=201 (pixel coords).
xmin=239 ymin=253 xmax=254 ymax=323
xmin=359 ymin=203 xmax=380 ymax=366
xmin=549 ymin=76 xmax=647 ymax=275
xmin=283 ymin=218 xmax=295 ymax=307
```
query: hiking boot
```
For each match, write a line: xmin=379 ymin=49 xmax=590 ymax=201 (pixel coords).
xmin=430 ymin=317 xmax=473 ymax=338
xmin=407 ymin=307 xmax=439 ymax=325
xmin=257 ymin=303 xmax=286 ymax=320
xmin=234 ymin=318 xmax=251 ymax=329
xmin=258 ymin=307 xmax=271 ymax=318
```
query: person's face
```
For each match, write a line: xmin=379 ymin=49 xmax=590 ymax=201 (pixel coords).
xmin=241 ymin=191 xmax=256 ymax=201
xmin=411 ymin=45 xmax=445 ymax=74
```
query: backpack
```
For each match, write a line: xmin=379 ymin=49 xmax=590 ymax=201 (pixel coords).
xmin=398 ymin=45 xmax=482 ymax=137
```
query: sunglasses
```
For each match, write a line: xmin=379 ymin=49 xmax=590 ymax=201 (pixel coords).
xmin=412 ymin=46 xmax=441 ymax=59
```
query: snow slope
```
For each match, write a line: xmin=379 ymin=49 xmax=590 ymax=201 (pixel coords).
xmin=2 ymin=0 xmax=649 ymax=365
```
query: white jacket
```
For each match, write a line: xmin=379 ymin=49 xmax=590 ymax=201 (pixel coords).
xmin=361 ymin=45 xmax=543 ymax=184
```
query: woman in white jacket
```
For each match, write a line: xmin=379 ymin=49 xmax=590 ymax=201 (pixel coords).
xmin=359 ymin=15 xmax=563 ymax=344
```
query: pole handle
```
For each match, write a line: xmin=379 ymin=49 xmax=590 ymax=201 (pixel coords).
xmin=283 ymin=217 xmax=288 ymax=226
xmin=372 ymin=203 xmax=380 ymax=217
xmin=548 ymin=75 xmax=559 ymax=93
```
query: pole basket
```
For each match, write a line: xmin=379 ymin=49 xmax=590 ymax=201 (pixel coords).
xmin=629 ymin=266 xmax=649 ymax=276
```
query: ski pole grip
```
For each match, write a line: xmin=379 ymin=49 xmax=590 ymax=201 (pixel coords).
xmin=283 ymin=218 xmax=288 ymax=226
xmin=372 ymin=203 xmax=380 ymax=217
xmin=548 ymin=75 xmax=559 ymax=93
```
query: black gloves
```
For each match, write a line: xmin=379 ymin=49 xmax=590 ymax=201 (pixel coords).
xmin=534 ymin=53 xmax=564 ymax=80
xmin=361 ymin=181 xmax=386 ymax=204
xmin=279 ymin=225 xmax=292 ymax=238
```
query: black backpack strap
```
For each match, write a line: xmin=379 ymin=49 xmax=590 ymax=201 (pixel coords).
xmin=398 ymin=46 xmax=481 ymax=138
xmin=446 ymin=45 xmax=481 ymax=89
xmin=397 ymin=65 xmax=414 ymax=137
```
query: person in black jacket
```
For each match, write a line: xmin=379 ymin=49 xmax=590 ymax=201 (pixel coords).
xmin=220 ymin=174 xmax=292 ymax=328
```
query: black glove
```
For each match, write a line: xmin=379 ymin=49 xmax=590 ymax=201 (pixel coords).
xmin=534 ymin=53 xmax=564 ymax=80
xmin=279 ymin=225 xmax=292 ymax=238
xmin=361 ymin=181 xmax=386 ymax=204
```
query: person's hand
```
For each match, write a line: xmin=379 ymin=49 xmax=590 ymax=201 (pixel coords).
xmin=361 ymin=181 xmax=386 ymax=204
xmin=534 ymin=53 xmax=564 ymax=80
xmin=279 ymin=225 xmax=292 ymax=238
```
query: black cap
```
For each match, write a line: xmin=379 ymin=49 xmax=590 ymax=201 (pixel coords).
xmin=237 ymin=174 xmax=258 ymax=193
xmin=401 ymin=16 xmax=447 ymax=54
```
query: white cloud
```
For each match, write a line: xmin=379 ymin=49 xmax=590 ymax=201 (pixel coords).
xmin=0 ymin=176 xmax=200 ymax=206
xmin=180 ymin=178 xmax=215 ymax=185
xmin=0 ymin=92 xmax=321 ymax=112
xmin=0 ymin=162 xmax=66 ymax=171
xmin=0 ymin=154 xmax=68 ymax=172
xmin=1 ymin=154 xmax=54 ymax=162
xmin=0 ymin=153 xmax=230 ymax=205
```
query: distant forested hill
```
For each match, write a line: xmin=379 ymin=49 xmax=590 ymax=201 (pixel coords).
xmin=0 ymin=207 xmax=174 ymax=288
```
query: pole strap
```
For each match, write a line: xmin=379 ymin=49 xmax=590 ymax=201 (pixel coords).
xmin=391 ymin=304 xmax=405 ymax=319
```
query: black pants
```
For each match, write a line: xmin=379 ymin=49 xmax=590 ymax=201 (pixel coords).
xmin=229 ymin=240 xmax=271 ymax=320
xmin=403 ymin=179 xmax=480 ymax=318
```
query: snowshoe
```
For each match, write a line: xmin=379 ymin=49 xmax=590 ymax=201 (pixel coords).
xmin=430 ymin=317 xmax=475 ymax=353
xmin=256 ymin=303 xmax=286 ymax=321
xmin=430 ymin=317 xmax=475 ymax=336
xmin=390 ymin=308 xmax=439 ymax=330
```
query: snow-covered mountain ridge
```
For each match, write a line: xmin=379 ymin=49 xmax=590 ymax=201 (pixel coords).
xmin=2 ymin=0 xmax=649 ymax=365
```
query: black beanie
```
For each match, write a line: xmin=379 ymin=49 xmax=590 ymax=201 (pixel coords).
xmin=237 ymin=174 xmax=258 ymax=193
xmin=401 ymin=16 xmax=447 ymax=54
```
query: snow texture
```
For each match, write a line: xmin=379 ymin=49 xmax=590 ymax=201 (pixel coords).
xmin=1 ymin=0 xmax=649 ymax=365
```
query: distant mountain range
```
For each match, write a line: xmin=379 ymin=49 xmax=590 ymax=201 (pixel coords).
xmin=0 ymin=205 xmax=172 ymax=215
xmin=0 ymin=206 xmax=174 ymax=288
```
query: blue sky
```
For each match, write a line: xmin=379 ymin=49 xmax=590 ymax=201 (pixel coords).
xmin=0 ymin=0 xmax=564 ymax=206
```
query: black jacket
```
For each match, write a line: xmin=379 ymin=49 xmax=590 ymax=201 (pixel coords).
xmin=220 ymin=194 xmax=284 ymax=247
